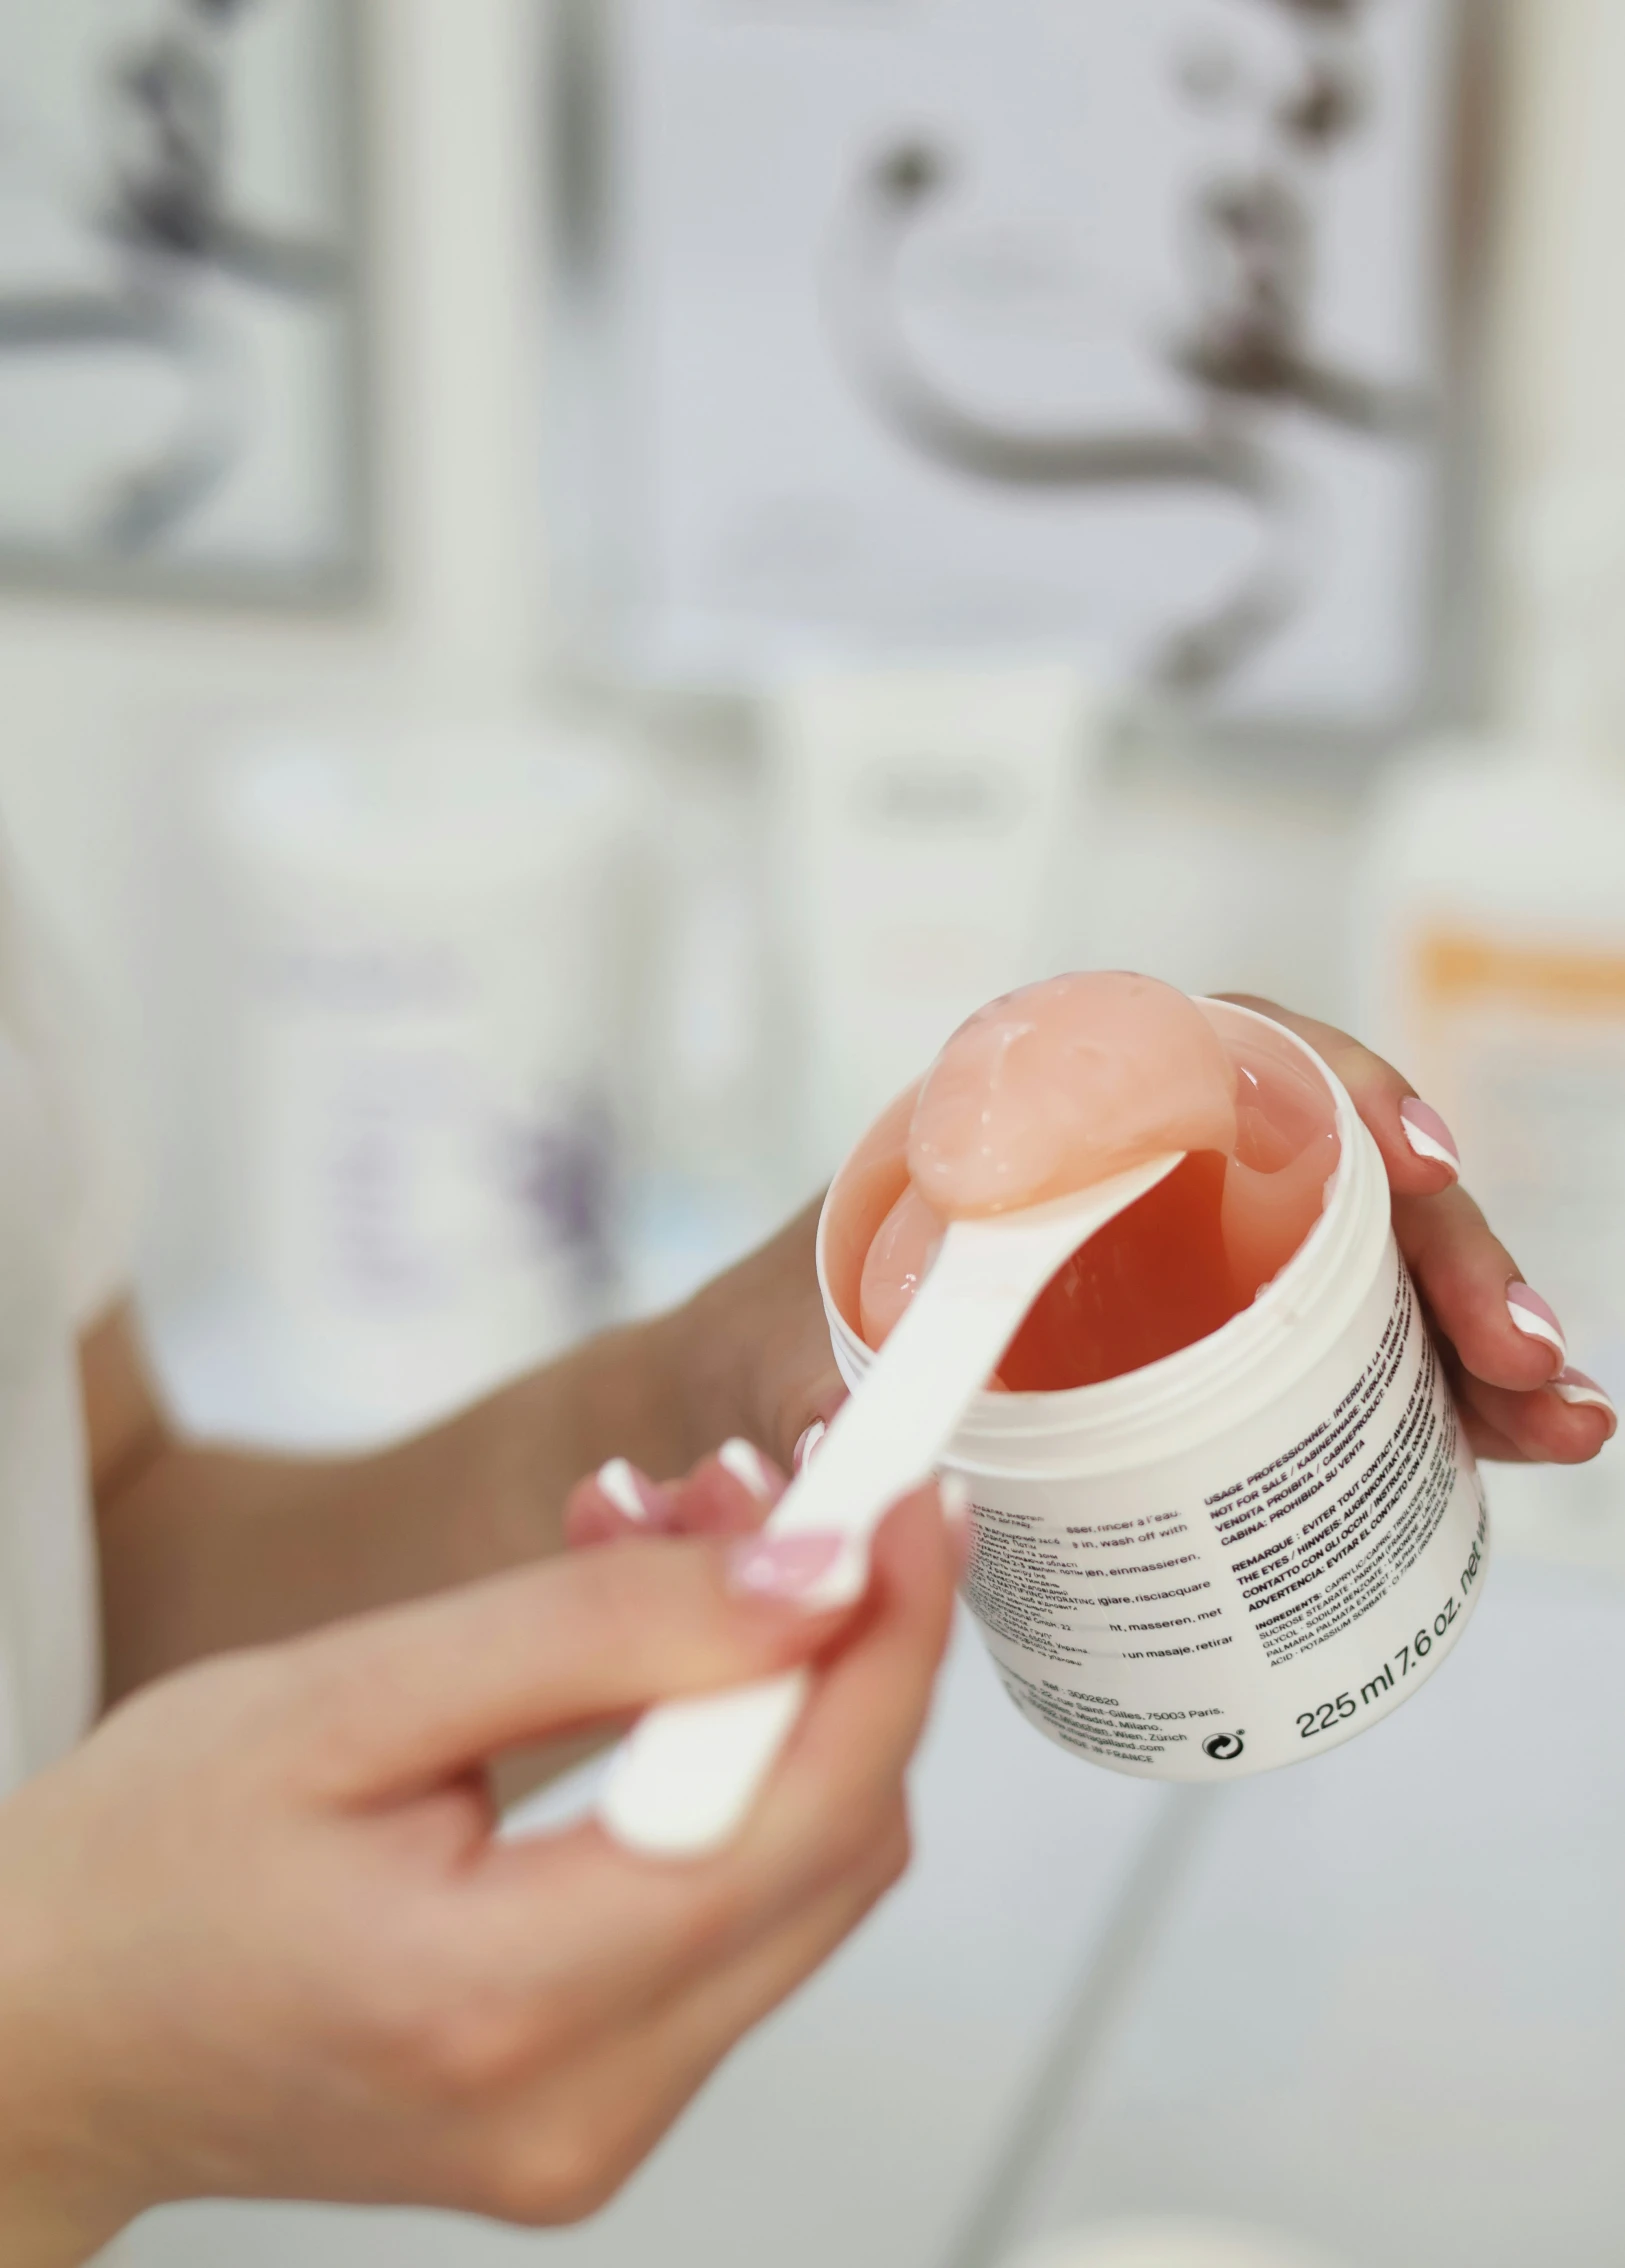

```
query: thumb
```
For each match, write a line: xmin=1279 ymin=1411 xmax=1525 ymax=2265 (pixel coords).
xmin=1213 ymin=995 xmax=1458 ymax=1199
xmin=273 ymin=1537 xmax=861 ymax=1804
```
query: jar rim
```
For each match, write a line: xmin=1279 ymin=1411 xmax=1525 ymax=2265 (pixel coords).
xmin=816 ymin=999 xmax=1392 ymax=1477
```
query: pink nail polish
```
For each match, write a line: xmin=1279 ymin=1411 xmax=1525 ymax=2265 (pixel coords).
xmin=794 ymin=1420 xmax=827 ymax=1473
xmin=1399 ymin=1098 xmax=1460 ymax=1174
xmin=597 ymin=1458 xmax=657 ymax=1523
xmin=726 ymin=1531 xmax=852 ymax=1606
xmin=1552 ymin=1368 xmax=1619 ymax=1435
xmin=1506 ymin=1284 xmax=1567 ymax=1367
xmin=719 ymin=1438 xmax=776 ymax=1505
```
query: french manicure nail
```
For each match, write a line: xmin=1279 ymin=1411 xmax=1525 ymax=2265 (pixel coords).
xmin=1399 ymin=1098 xmax=1460 ymax=1174
xmin=719 ymin=1438 xmax=776 ymax=1504
xmin=793 ymin=1420 xmax=827 ymax=1474
xmin=726 ymin=1531 xmax=858 ymax=1607
xmin=1507 ymin=1284 xmax=1567 ymax=1367
xmin=1552 ymin=1367 xmax=1619 ymax=1435
xmin=597 ymin=1458 xmax=656 ymax=1523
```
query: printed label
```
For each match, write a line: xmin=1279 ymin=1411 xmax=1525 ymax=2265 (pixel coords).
xmin=967 ymin=1505 xmax=1222 ymax=1669
xmin=959 ymin=1240 xmax=1487 ymax=1780
xmin=1210 ymin=1270 xmax=1458 ymax=1666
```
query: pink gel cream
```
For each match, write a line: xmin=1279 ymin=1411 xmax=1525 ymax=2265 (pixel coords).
xmin=846 ymin=975 xmax=1339 ymax=1390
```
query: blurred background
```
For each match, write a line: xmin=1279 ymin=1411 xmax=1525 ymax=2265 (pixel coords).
xmin=1 ymin=2 xmax=1621 ymax=2263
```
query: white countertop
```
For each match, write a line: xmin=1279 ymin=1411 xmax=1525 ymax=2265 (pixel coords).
xmin=111 ymin=1550 xmax=1625 ymax=2268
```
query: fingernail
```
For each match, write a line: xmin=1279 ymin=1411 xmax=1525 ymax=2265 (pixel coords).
xmin=1507 ymin=1284 xmax=1567 ymax=1368
xmin=1552 ymin=1367 xmax=1619 ymax=1436
xmin=597 ymin=1458 xmax=657 ymax=1524
xmin=1400 ymin=1098 xmax=1460 ymax=1174
xmin=726 ymin=1531 xmax=864 ymax=1609
xmin=794 ymin=1420 xmax=827 ymax=1473
xmin=718 ymin=1438 xmax=776 ymax=1505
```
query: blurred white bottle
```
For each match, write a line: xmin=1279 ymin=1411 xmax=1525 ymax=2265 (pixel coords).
xmin=212 ymin=718 xmax=638 ymax=1437
xmin=1353 ymin=492 xmax=1625 ymax=1561
xmin=618 ymin=722 xmax=790 ymax=1316
xmin=769 ymin=661 xmax=1105 ymax=1177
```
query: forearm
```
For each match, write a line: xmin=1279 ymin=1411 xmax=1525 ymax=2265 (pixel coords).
xmin=96 ymin=1305 xmax=716 ymax=1700
xmin=92 ymin=1203 xmax=828 ymax=1700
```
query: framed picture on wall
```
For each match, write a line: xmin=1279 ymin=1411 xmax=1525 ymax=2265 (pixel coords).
xmin=549 ymin=0 xmax=1494 ymax=740
xmin=0 ymin=0 xmax=369 ymax=604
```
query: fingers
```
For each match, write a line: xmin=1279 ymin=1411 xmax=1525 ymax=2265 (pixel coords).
xmin=1394 ymin=1185 xmax=1569 ymax=1393
xmin=793 ymin=1414 xmax=836 ymax=1473
xmin=1224 ymin=995 xmax=1619 ymax=1468
xmin=1454 ymin=1398 xmax=1527 ymax=1465
xmin=1445 ymin=1347 xmax=1618 ymax=1466
xmin=736 ymin=1198 xmax=850 ymax=1469
xmin=470 ymin=1486 xmax=955 ymax=2005
xmin=566 ymin=1445 xmax=787 ymax=1550
xmin=281 ymin=1537 xmax=867 ymax=1803
xmin=778 ymin=1377 xmax=849 ymax=1475
xmin=665 ymin=1444 xmax=785 ymax=1538
xmin=738 ymin=1484 xmax=957 ymax=1877
xmin=678 ymin=1199 xmax=849 ymax=1470
xmin=456 ymin=1809 xmax=910 ymax=2226
xmin=1217 ymin=996 xmax=1461 ymax=1201
xmin=563 ymin=1461 xmax=674 ymax=1548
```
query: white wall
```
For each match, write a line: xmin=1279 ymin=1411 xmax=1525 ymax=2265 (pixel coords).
xmin=0 ymin=0 xmax=548 ymax=963
xmin=3 ymin=0 xmax=1610 ymax=1312
xmin=0 ymin=0 xmax=552 ymax=1301
xmin=1486 ymin=0 xmax=1625 ymax=729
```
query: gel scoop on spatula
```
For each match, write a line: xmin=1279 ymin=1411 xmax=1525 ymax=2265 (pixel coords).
xmin=600 ymin=975 xmax=1237 ymax=1860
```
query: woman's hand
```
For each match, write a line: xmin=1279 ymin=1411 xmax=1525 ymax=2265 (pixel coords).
xmin=1220 ymin=999 xmax=1616 ymax=1465
xmin=645 ymin=1001 xmax=1615 ymax=1515
xmin=0 ymin=1495 xmax=956 ymax=2265
xmin=669 ymin=1204 xmax=849 ymax=1476
xmin=565 ymin=1437 xmax=791 ymax=1550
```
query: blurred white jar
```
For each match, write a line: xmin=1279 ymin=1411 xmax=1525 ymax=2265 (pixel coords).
xmin=212 ymin=719 xmax=639 ymax=1433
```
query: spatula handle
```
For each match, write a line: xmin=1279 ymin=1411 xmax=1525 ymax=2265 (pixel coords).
xmin=598 ymin=1670 xmax=811 ymax=1858
xmin=593 ymin=1334 xmax=960 ymax=1859
xmin=599 ymin=1157 xmax=1185 ymax=1860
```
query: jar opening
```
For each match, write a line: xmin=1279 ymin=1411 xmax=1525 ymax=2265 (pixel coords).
xmin=822 ymin=1000 xmax=1342 ymax=1393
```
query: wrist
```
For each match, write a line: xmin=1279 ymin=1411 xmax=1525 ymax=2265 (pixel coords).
xmin=0 ymin=1805 xmax=169 ymax=2267
xmin=0 ymin=2185 xmax=131 ymax=2268
xmin=473 ymin=1306 xmax=727 ymax=1538
xmin=652 ymin=1285 xmax=755 ymax=1469
xmin=0 ymin=1966 xmax=146 ymax=2266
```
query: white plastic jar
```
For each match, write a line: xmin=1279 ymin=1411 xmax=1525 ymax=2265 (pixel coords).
xmin=818 ymin=1001 xmax=1488 ymax=1780
xmin=212 ymin=720 xmax=636 ymax=1433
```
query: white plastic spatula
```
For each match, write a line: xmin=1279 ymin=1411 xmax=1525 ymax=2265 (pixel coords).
xmin=599 ymin=1151 xmax=1186 ymax=1858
